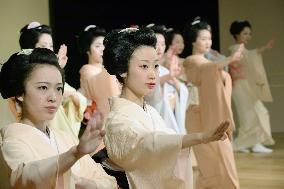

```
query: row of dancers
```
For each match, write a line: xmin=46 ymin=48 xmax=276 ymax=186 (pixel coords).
xmin=0 ymin=17 xmax=274 ymax=189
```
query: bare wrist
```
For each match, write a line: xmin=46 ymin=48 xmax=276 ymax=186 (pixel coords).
xmin=72 ymin=145 xmax=83 ymax=159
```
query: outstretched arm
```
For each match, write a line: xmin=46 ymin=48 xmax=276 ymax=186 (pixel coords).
xmin=182 ymin=120 xmax=229 ymax=148
xmin=257 ymin=40 xmax=274 ymax=54
xmin=216 ymin=44 xmax=244 ymax=69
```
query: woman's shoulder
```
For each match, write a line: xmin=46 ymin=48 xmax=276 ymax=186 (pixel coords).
xmin=184 ymin=55 xmax=209 ymax=67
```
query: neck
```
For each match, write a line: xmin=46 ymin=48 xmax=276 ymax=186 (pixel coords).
xmin=120 ymin=87 xmax=144 ymax=109
xmin=20 ymin=117 xmax=48 ymax=134
xmin=88 ymin=56 xmax=102 ymax=66
xmin=192 ymin=48 xmax=204 ymax=56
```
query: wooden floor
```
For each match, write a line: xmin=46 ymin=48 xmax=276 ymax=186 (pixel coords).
xmin=235 ymin=132 xmax=284 ymax=189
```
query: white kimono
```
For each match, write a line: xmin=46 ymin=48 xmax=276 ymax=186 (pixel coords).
xmin=145 ymin=65 xmax=188 ymax=134
xmin=104 ymin=97 xmax=192 ymax=189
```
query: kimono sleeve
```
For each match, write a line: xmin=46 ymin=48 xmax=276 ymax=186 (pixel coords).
xmin=1 ymin=138 xmax=60 ymax=189
xmin=104 ymin=114 xmax=183 ymax=172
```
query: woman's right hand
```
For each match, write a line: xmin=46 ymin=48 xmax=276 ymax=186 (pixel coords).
xmin=265 ymin=39 xmax=274 ymax=50
xmin=76 ymin=111 xmax=105 ymax=158
xmin=202 ymin=121 xmax=230 ymax=144
xmin=230 ymin=44 xmax=244 ymax=63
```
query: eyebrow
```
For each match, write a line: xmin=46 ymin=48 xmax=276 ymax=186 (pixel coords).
xmin=35 ymin=82 xmax=63 ymax=85
xmin=139 ymin=59 xmax=159 ymax=62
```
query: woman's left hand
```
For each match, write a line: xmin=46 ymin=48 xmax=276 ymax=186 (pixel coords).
xmin=57 ymin=44 xmax=68 ymax=68
xmin=76 ymin=111 xmax=105 ymax=157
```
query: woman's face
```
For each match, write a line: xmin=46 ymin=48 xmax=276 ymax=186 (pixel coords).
xmin=192 ymin=29 xmax=212 ymax=54
xmin=236 ymin=27 xmax=252 ymax=45
xmin=155 ymin=33 xmax=166 ymax=60
xmin=171 ymin=33 xmax=184 ymax=55
xmin=21 ymin=65 xmax=63 ymax=123
xmin=35 ymin=33 xmax=54 ymax=51
xmin=88 ymin=36 xmax=105 ymax=64
xmin=125 ymin=46 xmax=159 ymax=98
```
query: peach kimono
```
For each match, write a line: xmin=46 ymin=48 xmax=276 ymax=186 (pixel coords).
xmin=0 ymin=123 xmax=117 ymax=189
xmin=184 ymin=57 xmax=239 ymax=189
xmin=79 ymin=64 xmax=121 ymax=118
xmin=229 ymin=44 xmax=274 ymax=150
xmin=104 ymin=97 xmax=193 ymax=189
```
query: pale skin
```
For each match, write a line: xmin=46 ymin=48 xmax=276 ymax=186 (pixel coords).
xmin=189 ymin=29 xmax=244 ymax=70
xmin=34 ymin=32 xmax=79 ymax=109
xmin=155 ymin=33 xmax=181 ymax=93
xmin=120 ymin=45 xmax=230 ymax=148
xmin=234 ymin=26 xmax=274 ymax=54
xmin=19 ymin=65 xmax=104 ymax=188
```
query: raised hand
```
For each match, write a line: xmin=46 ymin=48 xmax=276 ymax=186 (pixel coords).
xmin=57 ymin=44 xmax=68 ymax=68
xmin=202 ymin=121 xmax=230 ymax=144
xmin=76 ymin=110 xmax=105 ymax=157
xmin=230 ymin=43 xmax=244 ymax=63
xmin=265 ymin=39 xmax=274 ymax=50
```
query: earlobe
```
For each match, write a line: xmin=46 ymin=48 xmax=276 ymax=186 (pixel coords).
xmin=16 ymin=96 xmax=24 ymax=102
xmin=120 ymin=73 xmax=127 ymax=78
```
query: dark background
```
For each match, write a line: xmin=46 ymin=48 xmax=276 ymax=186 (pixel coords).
xmin=49 ymin=0 xmax=219 ymax=89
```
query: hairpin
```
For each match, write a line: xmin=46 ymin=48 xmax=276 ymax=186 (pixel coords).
xmin=118 ymin=27 xmax=139 ymax=33
xmin=166 ymin=28 xmax=173 ymax=32
xmin=191 ymin=20 xmax=200 ymax=25
xmin=17 ymin=49 xmax=34 ymax=56
xmin=84 ymin=25 xmax=97 ymax=31
xmin=146 ymin=23 xmax=155 ymax=28
xmin=27 ymin=22 xmax=41 ymax=29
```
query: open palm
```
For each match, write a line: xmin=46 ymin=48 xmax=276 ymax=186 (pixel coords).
xmin=77 ymin=111 xmax=105 ymax=156
xmin=202 ymin=121 xmax=230 ymax=143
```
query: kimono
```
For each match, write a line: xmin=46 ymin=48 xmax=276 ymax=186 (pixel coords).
xmin=229 ymin=44 xmax=274 ymax=150
xmin=145 ymin=65 xmax=188 ymax=134
xmin=184 ymin=56 xmax=239 ymax=189
xmin=0 ymin=123 xmax=117 ymax=189
xmin=79 ymin=64 xmax=121 ymax=118
xmin=104 ymin=97 xmax=193 ymax=189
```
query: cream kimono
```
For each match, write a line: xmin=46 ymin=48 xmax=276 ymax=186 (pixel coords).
xmin=104 ymin=97 xmax=192 ymax=189
xmin=184 ymin=57 xmax=239 ymax=189
xmin=229 ymin=44 xmax=274 ymax=150
xmin=0 ymin=123 xmax=117 ymax=189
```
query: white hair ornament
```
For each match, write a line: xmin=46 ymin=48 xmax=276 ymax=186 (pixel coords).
xmin=27 ymin=22 xmax=41 ymax=29
xmin=17 ymin=49 xmax=34 ymax=56
xmin=84 ymin=25 xmax=97 ymax=31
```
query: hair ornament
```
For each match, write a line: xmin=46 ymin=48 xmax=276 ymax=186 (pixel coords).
xmin=27 ymin=22 xmax=41 ymax=29
xmin=17 ymin=49 xmax=34 ymax=56
xmin=146 ymin=23 xmax=155 ymax=28
xmin=118 ymin=27 xmax=139 ymax=33
xmin=191 ymin=20 xmax=200 ymax=25
xmin=84 ymin=25 xmax=97 ymax=31
xmin=166 ymin=27 xmax=173 ymax=32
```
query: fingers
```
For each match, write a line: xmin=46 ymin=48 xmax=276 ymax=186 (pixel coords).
xmin=100 ymin=130 xmax=106 ymax=137
xmin=81 ymin=123 xmax=92 ymax=139
xmin=215 ymin=120 xmax=230 ymax=134
xmin=92 ymin=111 xmax=104 ymax=130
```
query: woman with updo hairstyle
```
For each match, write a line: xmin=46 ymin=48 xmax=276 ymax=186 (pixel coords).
xmin=0 ymin=21 xmax=86 ymax=142
xmin=183 ymin=19 xmax=244 ymax=189
xmin=0 ymin=48 xmax=117 ymax=188
xmin=103 ymin=27 xmax=231 ymax=189
xmin=229 ymin=20 xmax=274 ymax=153
xmin=19 ymin=22 xmax=53 ymax=50
xmin=78 ymin=25 xmax=121 ymax=120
